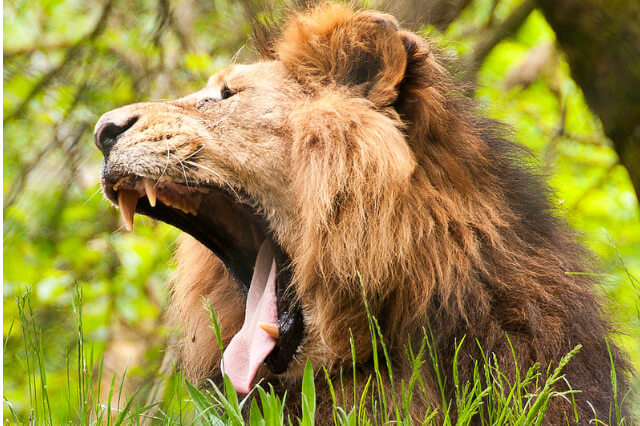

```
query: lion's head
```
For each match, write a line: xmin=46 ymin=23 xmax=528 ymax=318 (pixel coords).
xmin=96 ymin=3 xmax=428 ymax=390
xmin=95 ymin=2 xmax=627 ymax=420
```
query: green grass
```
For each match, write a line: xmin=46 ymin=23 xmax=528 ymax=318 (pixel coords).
xmin=3 ymin=282 xmax=634 ymax=425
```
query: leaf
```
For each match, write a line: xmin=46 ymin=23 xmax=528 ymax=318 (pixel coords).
xmin=299 ymin=360 xmax=316 ymax=426
xmin=185 ymin=381 xmax=226 ymax=426
xmin=249 ymin=397 xmax=265 ymax=426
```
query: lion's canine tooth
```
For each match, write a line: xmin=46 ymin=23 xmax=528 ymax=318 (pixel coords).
xmin=143 ymin=178 xmax=157 ymax=207
xmin=118 ymin=189 xmax=139 ymax=232
xmin=257 ymin=322 xmax=279 ymax=339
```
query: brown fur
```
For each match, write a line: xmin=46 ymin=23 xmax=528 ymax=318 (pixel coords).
xmin=100 ymin=3 xmax=630 ymax=423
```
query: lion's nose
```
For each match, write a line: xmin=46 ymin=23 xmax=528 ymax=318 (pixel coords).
xmin=94 ymin=114 xmax=138 ymax=157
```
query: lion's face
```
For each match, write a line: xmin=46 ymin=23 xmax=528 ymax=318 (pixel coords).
xmin=96 ymin=4 xmax=421 ymax=393
xmin=97 ymin=60 xmax=301 ymax=230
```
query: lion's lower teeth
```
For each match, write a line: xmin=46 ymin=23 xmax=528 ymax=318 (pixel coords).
xmin=258 ymin=322 xmax=280 ymax=339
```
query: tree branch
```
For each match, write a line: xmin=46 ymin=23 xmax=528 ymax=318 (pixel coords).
xmin=393 ymin=0 xmax=473 ymax=31
xmin=3 ymin=83 xmax=89 ymax=217
xmin=536 ymin=0 xmax=640 ymax=201
xmin=463 ymin=0 xmax=535 ymax=91
xmin=3 ymin=41 xmax=76 ymax=60
xmin=3 ymin=0 xmax=114 ymax=125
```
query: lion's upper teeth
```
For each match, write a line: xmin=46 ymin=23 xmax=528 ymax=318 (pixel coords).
xmin=114 ymin=177 xmax=205 ymax=221
xmin=113 ymin=177 xmax=129 ymax=191
xmin=143 ymin=178 xmax=157 ymax=207
xmin=156 ymin=191 xmax=200 ymax=215
xmin=118 ymin=189 xmax=139 ymax=232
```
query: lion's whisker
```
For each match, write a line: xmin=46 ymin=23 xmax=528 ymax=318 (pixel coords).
xmin=158 ymin=139 xmax=172 ymax=184
xmin=210 ymin=96 xmax=238 ymax=128
xmin=184 ymin=144 xmax=205 ymax=161
xmin=171 ymin=153 xmax=191 ymax=190
xmin=165 ymin=139 xmax=192 ymax=190
xmin=184 ymin=160 xmax=240 ymax=200
xmin=229 ymin=44 xmax=246 ymax=68
xmin=84 ymin=186 xmax=103 ymax=204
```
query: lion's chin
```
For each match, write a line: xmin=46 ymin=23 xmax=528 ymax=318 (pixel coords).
xmin=100 ymin=173 xmax=305 ymax=385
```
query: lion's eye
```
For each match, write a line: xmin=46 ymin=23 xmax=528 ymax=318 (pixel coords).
xmin=221 ymin=86 xmax=234 ymax=100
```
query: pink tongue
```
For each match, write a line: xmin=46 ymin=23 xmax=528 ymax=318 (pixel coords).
xmin=222 ymin=240 xmax=278 ymax=394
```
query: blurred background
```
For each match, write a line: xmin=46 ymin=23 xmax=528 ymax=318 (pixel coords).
xmin=3 ymin=0 xmax=639 ymax=422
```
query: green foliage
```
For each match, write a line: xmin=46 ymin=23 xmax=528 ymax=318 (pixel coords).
xmin=5 ymin=285 xmax=159 ymax=425
xmin=3 ymin=0 xmax=639 ymax=423
xmin=5 ymin=288 xmax=633 ymax=425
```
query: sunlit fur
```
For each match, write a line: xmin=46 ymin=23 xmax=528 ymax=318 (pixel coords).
xmin=120 ymin=3 xmax=634 ymax=422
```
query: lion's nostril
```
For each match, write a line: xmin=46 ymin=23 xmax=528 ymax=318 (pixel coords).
xmin=94 ymin=116 xmax=138 ymax=157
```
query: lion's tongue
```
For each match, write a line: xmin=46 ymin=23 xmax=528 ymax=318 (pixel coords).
xmin=222 ymin=240 xmax=278 ymax=394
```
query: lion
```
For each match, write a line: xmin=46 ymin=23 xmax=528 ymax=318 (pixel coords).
xmin=94 ymin=3 xmax=630 ymax=423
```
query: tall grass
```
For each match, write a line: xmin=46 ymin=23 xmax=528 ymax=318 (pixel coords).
xmin=3 ymin=282 xmax=633 ymax=424
xmin=4 ymin=284 xmax=159 ymax=425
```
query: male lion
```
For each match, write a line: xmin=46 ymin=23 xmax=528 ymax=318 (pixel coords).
xmin=95 ymin=3 xmax=630 ymax=423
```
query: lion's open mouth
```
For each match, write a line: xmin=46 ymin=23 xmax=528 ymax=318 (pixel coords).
xmin=101 ymin=175 xmax=304 ymax=393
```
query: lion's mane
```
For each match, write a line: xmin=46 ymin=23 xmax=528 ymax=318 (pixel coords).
xmin=169 ymin=3 xmax=630 ymax=423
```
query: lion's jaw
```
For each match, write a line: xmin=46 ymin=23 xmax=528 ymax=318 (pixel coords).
xmin=95 ymin=61 xmax=313 ymax=391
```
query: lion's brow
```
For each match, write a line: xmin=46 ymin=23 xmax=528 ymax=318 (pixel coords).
xmin=206 ymin=73 xmax=227 ymax=88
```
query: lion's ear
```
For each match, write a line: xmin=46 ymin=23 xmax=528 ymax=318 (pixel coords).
xmin=277 ymin=4 xmax=407 ymax=108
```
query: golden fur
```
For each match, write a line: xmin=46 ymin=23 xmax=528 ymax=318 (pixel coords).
xmin=98 ymin=3 xmax=630 ymax=423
